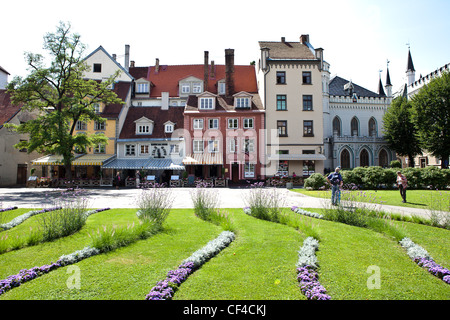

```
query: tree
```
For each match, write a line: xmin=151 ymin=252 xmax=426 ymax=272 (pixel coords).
xmin=411 ymin=71 xmax=450 ymax=169
xmin=7 ymin=22 xmax=123 ymax=180
xmin=382 ymin=96 xmax=421 ymax=167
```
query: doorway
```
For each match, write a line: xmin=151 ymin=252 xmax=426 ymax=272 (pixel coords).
xmin=232 ymin=163 xmax=239 ymax=183
xmin=16 ymin=164 xmax=27 ymax=185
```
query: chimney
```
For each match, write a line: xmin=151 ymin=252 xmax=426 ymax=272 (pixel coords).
xmin=300 ymin=35 xmax=309 ymax=44
xmin=281 ymin=37 xmax=285 ymax=43
xmin=225 ymin=49 xmax=235 ymax=97
xmin=125 ymin=45 xmax=130 ymax=71
xmin=112 ymin=54 xmax=117 ymax=61
xmin=210 ymin=60 xmax=215 ymax=79
xmin=204 ymin=51 xmax=209 ymax=92
xmin=130 ymin=61 xmax=135 ymax=68
xmin=155 ymin=58 xmax=160 ymax=73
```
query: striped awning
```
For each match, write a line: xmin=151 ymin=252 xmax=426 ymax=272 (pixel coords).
xmin=183 ymin=153 xmax=223 ymax=165
xmin=103 ymin=157 xmax=185 ymax=170
xmin=31 ymin=154 xmax=84 ymax=166
xmin=71 ymin=154 xmax=115 ymax=166
xmin=268 ymin=154 xmax=327 ymax=161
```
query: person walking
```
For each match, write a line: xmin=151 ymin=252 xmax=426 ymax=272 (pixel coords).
xmin=327 ymin=167 xmax=343 ymax=206
xmin=396 ymin=171 xmax=408 ymax=203
xmin=114 ymin=172 xmax=121 ymax=190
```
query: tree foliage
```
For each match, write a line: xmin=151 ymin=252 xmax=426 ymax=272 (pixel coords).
xmin=411 ymin=71 xmax=450 ymax=169
xmin=382 ymin=96 xmax=421 ymax=167
xmin=7 ymin=22 xmax=123 ymax=179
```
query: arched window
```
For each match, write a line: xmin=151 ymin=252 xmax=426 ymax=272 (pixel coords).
xmin=332 ymin=117 xmax=341 ymax=136
xmin=379 ymin=149 xmax=388 ymax=167
xmin=340 ymin=149 xmax=351 ymax=169
xmin=360 ymin=149 xmax=369 ymax=167
xmin=351 ymin=117 xmax=359 ymax=136
xmin=369 ymin=117 xmax=377 ymax=137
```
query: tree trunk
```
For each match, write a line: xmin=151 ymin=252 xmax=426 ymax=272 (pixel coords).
xmin=408 ymin=155 xmax=415 ymax=168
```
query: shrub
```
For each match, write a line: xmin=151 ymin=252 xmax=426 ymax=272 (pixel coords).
xmin=136 ymin=185 xmax=174 ymax=226
xmin=304 ymin=173 xmax=327 ymax=190
xmin=190 ymin=184 xmax=219 ymax=221
xmin=390 ymin=160 xmax=402 ymax=168
xmin=243 ymin=182 xmax=287 ymax=223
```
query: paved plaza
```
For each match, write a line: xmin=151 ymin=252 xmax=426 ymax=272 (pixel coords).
xmin=0 ymin=186 xmax=436 ymax=220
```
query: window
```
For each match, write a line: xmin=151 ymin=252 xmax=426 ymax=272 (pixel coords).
xmin=228 ymin=118 xmax=238 ymax=129
xmin=165 ymin=124 xmax=174 ymax=133
xmin=181 ymin=85 xmax=190 ymax=94
xmin=193 ymin=119 xmax=204 ymax=130
xmin=332 ymin=117 xmax=341 ymax=136
xmin=351 ymin=117 xmax=359 ymax=136
xmin=138 ymin=125 xmax=150 ymax=134
xmin=170 ymin=144 xmax=180 ymax=154
xmin=193 ymin=140 xmax=204 ymax=153
xmin=137 ymin=83 xmax=149 ymax=93
xmin=209 ymin=118 xmax=219 ymax=129
xmin=200 ymin=97 xmax=214 ymax=109
xmin=94 ymin=121 xmax=105 ymax=131
xmin=236 ymin=97 xmax=250 ymax=109
xmin=93 ymin=103 xmax=100 ymax=113
xmin=369 ymin=117 xmax=377 ymax=137
xmin=276 ymin=95 xmax=287 ymax=110
xmin=243 ymin=118 xmax=254 ymax=129
xmin=193 ymin=82 xmax=202 ymax=93
xmin=229 ymin=138 xmax=237 ymax=153
xmin=276 ymin=71 xmax=286 ymax=84
xmin=244 ymin=163 xmax=255 ymax=178
xmin=360 ymin=149 xmax=370 ymax=167
xmin=76 ymin=121 xmax=86 ymax=131
xmin=218 ymin=82 xmax=226 ymax=95
xmin=94 ymin=144 xmax=106 ymax=154
xmin=277 ymin=161 xmax=289 ymax=175
xmin=302 ymin=72 xmax=312 ymax=84
xmin=93 ymin=63 xmax=102 ymax=73
xmin=303 ymin=120 xmax=314 ymax=137
xmin=125 ymin=144 xmax=136 ymax=156
xmin=208 ymin=140 xmax=219 ymax=153
xmin=277 ymin=121 xmax=287 ymax=137
xmin=303 ymin=95 xmax=313 ymax=111
xmin=244 ymin=139 xmax=255 ymax=153
xmin=140 ymin=145 xmax=149 ymax=155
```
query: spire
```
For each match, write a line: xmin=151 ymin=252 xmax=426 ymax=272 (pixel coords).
xmin=407 ymin=48 xmax=415 ymax=72
xmin=378 ymin=71 xmax=386 ymax=97
xmin=386 ymin=63 xmax=392 ymax=86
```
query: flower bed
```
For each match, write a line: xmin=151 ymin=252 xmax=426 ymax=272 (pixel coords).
xmin=146 ymin=231 xmax=236 ymax=300
xmin=0 ymin=206 xmax=62 ymax=230
xmin=399 ymin=237 xmax=450 ymax=284
xmin=0 ymin=206 xmax=18 ymax=213
xmin=296 ymin=237 xmax=331 ymax=300
xmin=291 ymin=206 xmax=324 ymax=219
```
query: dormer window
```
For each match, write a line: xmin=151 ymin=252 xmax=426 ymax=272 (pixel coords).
xmin=134 ymin=116 xmax=154 ymax=135
xmin=179 ymin=76 xmax=204 ymax=96
xmin=200 ymin=97 xmax=214 ymax=109
xmin=236 ymin=97 xmax=250 ymax=109
xmin=164 ymin=121 xmax=175 ymax=133
xmin=137 ymin=83 xmax=149 ymax=93
xmin=192 ymin=82 xmax=202 ymax=93
xmin=218 ymin=81 xmax=226 ymax=95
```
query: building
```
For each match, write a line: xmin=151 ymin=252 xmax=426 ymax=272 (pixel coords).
xmin=183 ymin=50 xmax=265 ymax=183
xmin=257 ymin=35 xmax=327 ymax=180
xmin=323 ymin=72 xmax=395 ymax=171
xmin=396 ymin=48 xmax=450 ymax=168
xmin=0 ymin=66 xmax=10 ymax=90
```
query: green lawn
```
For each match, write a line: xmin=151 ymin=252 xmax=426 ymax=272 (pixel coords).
xmin=292 ymin=189 xmax=450 ymax=211
xmin=0 ymin=207 xmax=449 ymax=300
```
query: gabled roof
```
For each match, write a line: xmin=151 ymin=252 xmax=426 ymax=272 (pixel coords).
xmin=0 ymin=66 xmax=10 ymax=75
xmin=329 ymin=76 xmax=383 ymax=98
xmin=128 ymin=64 xmax=258 ymax=97
xmin=119 ymin=106 xmax=185 ymax=140
xmin=0 ymin=89 xmax=22 ymax=129
xmin=83 ymin=45 xmax=134 ymax=80
xmin=258 ymin=41 xmax=316 ymax=60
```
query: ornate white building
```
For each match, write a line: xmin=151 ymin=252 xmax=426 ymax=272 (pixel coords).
xmin=323 ymin=69 xmax=396 ymax=172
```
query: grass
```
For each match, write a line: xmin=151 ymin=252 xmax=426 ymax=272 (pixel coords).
xmin=292 ymin=189 xmax=450 ymax=211
xmin=0 ymin=207 xmax=449 ymax=300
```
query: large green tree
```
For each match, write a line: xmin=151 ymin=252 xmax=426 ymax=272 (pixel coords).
xmin=382 ymin=96 xmax=421 ymax=167
xmin=7 ymin=22 xmax=123 ymax=180
xmin=411 ymin=71 xmax=450 ymax=169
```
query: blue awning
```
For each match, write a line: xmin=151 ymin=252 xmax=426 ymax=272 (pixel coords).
xmin=103 ymin=157 xmax=185 ymax=170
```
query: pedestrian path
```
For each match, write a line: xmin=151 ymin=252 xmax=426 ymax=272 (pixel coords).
xmin=0 ymin=187 xmax=435 ymax=220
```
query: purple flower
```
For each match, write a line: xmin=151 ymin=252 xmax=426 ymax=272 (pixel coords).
xmin=296 ymin=265 xmax=331 ymax=300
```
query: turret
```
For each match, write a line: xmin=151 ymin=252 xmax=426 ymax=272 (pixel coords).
xmin=406 ymin=48 xmax=415 ymax=86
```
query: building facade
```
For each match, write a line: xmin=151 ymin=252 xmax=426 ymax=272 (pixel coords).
xmin=257 ymin=35 xmax=327 ymax=179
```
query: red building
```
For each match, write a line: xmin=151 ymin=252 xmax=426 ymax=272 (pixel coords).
xmin=183 ymin=49 xmax=265 ymax=183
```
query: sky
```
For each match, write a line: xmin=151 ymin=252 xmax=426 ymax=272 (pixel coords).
xmin=2 ymin=0 xmax=449 ymax=94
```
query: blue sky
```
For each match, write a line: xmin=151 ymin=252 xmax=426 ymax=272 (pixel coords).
xmin=2 ymin=0 xmax=449 ymax=93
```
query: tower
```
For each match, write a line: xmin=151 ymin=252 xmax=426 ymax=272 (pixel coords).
xmin=406 ymin=47 xmax=416 ymax=86
xmin=385 ymin=60 xmax=392 ymax=98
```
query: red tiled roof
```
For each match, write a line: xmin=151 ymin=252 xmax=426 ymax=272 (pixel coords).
xmin=129 ymin=64 xmax=258 ymax=97
xmin=119 ymin=106 xmax=185 ymax=140
xmin=101 ymin=81 xmax=131 ymax=119
xmin=0 ymin=89 xmax=22 ymax=128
